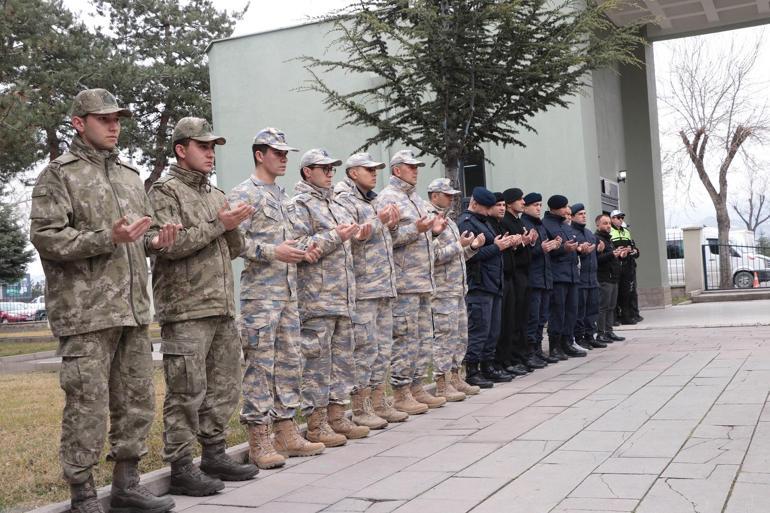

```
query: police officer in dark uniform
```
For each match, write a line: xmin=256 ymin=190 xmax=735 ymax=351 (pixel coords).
xmin=520 ymin=193 xmax=560 ymax=364
xmin=458 ymin=187 xmax=518 ymax=386
xmin=570 ymin=203 xmax=606 ymax=350
xmin=541 ymin=195 xmax=586 ymax=359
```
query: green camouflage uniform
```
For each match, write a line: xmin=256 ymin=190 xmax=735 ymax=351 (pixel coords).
xmin=227 ymin=127 xmax=302 ymax=426
xmin=426 ymin=180 xmax=475 ymax=375
xmin=149 ymin=117 xmax=244 ymax=464
xmin=30 ymin=89 xmax=157 ymax=485
xmin=291 ymin=168 xmax=356 ymax=415
xmin=376 ymin=155 xmax=436 ymax=387
xmin=333 ymin=168 xmax=398 ymax=393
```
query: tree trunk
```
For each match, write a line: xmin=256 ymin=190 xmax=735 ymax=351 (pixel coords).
xmin=443 ymin=143 xmax=462 ymax=217
xmin=715 ymin=205 xmax=732 ymax=289
xmin=144 ymin=110 xmax=170 ymax=191
xmin=46 ymin=127 xmax=61 ymax=161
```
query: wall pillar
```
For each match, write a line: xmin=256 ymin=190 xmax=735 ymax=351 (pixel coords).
xmin=682 ymin=227 xmax=705 ymax=294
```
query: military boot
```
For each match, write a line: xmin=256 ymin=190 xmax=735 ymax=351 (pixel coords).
xmin=273 ymin=419 xmax=326 ymax=457
xmin=392 ymin=384 xmax=430 ymax=414
xmin=465 ymin=362 xmax=494 ymax=388
xmin=306 ymin=407 xmax=347 ymax=447
xmin=351 ymin=388 xmax=388 ymax=429
xmin=587 ymin=334 xmax=607 ymax=349
xmin=111 ymin=459 xmax=175 ymax=513
xmin=411 ymin=381 xmax=447 ymax=408
xmin=576 ymin=335 xmax=593 ymax=351
xmin=247 ymin=424 xmax=286 ymax=469
xmin=561 ymin=336 xmax=587 ymax=357
xmin=480 ymin=362 xmax=513 ymax=382
xmin=201 ymin=442 xmax=259 ymax=481
xmin=169 ymin=455 xmax=224 ymax=497
xmin=608 ymin=331 xmax=625 ymax=341
xmin=371 ymin=384 xmax=409 ymax=422
xmin=435 ymin=373 xmax=465 ymax=402
xmin=70 ymin=476 xmax=104 ymax=513
xmin=548 ymin=335 xmax=568 ymax=361
xmin=328 ymin=403 xmax=370 ymax=439
xmin=451 ymin=368 xmax=480 ymax=395
xmin=536 ymin=345 xmax=560 ymax=364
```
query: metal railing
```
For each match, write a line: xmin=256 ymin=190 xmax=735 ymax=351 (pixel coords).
xmin=0 ymin=291 xmax=46 ymax=323
xmin=666 ymin=237 xmax=685 ymax=287
xmin=700 ymin=242 xmax=770 ymax=290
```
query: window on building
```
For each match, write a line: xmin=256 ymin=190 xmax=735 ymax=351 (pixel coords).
xmin=460 ymin=150 xmax=485 ymax=197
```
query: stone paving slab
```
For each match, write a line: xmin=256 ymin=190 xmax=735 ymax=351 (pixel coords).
xmin=28 ymin=321 xmax=770 ymax=513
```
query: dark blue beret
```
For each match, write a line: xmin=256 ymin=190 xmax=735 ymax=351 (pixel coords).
xmin=472 ymin=186 xmax=496 ymax=207
xmin=547 ymin=194 xmax=569 ymax=210
xmin=523 ymin=192 xmax=542 ymax=205
xmin=571 ymin=203 xmax=585 ymax=215
xmin=504 ymin=188 xmax=523 ymax=203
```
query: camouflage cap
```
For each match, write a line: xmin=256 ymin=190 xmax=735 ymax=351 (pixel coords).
xmin=71 ymin=88 xmax=131 ymax=118
xmin=389 ymin=149 xmax=425 ymax=168
xmin=172 ymin=117 xmax=226 ymax=145
xmin=345 ymin=152 xmax=385 ymax=170
xmin=300 ymin=148 xmax=342 ymax=168
xmin=427 ymin=177 xmax=461 ymax=195
xmin=253 ymin=127 xmax=298 ymax=152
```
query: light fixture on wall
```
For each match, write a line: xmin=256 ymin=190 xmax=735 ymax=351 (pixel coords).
xmin=617 ymin=169 xmax=628 ymax=183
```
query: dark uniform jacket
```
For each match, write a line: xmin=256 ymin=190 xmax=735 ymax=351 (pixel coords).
xmin=489 ymin=217 xmax=515 ymax=279
xmin=541 ymin=211 xmax=578 ymax=284
xmin=595 ymin=230 xmax=620 ymax=283
xmin=572 ymin=221 xmax=599 ymax=288
xmin=521 ymin=213 xmax=552 ymax=290
xmin=457 ymin=210 xmax=503 ymax=296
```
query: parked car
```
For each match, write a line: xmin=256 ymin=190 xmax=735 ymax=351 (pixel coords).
xmin=666 ymin=227 xmax=770 ymax=289
xmin=0 ymin=302 xmax=38 ymax=322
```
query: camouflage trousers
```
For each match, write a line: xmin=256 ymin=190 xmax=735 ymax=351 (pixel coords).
xmin=431 ymin=295 xmax=468 ymax=375
xmin=351 ymin=297 xmax=394 ymax=393
xmin=160 ymin=316 xmax=241 ymax=463
xmin=299 ymin=315 xmax=354 ymax=416
xmin=390 ymin=293 xmax=433 ymax=388
xmin=239 ymin=299 xmax=301 ymax=425
xmin=58 ymin=326 xmax=154 ymax=484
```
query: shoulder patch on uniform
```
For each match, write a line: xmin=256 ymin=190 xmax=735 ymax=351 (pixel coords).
xmin=119 ymin=160 xmax=141 ymax=175
xmin=52 ymin=153 xmax=80 ymax=166
xmin=31 ymin=184 xmax=48 ymax=197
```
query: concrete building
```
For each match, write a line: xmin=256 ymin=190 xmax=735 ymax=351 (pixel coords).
xmin=207 ymin=3 xmax=770 ymax=308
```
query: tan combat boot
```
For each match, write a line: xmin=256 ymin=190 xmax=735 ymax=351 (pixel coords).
xmin=306 ymin=407 xmax=347 ymax=447
xmin=435 ymin=373 xmax=466 ymax=402
xmin=247 ymin=424 xmax=286 ymax=469
xmin=273 ymin=419 xmax=325 ymax=458
xmin=351 ymin=389 xmax=388 ymax=429
xmin=411 ymin=381 xmax=447 ymax=408
xmin=328 ymin=403 xmax=370 ymax=439
xmin=371 ymin=384 xmax=409 ymax=422
xmin=452 ymin=368 xmax=480 ymax=396
xmin=392 ymin=384 xmax=429 ymax=415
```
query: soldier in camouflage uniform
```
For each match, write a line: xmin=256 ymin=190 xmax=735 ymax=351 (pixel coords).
xmin=30 ymin=89 xmax=177 ymax=513
xmin=291 ymin=148 xmax=371 ymax=445
xmin=148 ymin=117 xmax=259 ymax=496
xmin=426 ymin=178 xmax=484 ymax=401
xmin=333 ymin=153 xmax=407 ymax=428
xmin=376 ymin=150 xmax=448 ymax=414
xmin=228 ymin=128 xmax=325 ymax=469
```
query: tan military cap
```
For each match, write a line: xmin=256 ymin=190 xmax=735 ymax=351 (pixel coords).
xmin=71 ymin=89 xmax=131 ymax=118
xmin=172 ymin=117 xmax=226 ymax=145
xmin=389 ymin=150 xmax=425 ymax=167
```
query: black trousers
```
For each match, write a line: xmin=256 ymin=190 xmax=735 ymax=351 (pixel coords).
xmin=616 ymin=260 xmax=638 ymax=321
xmin=495 ymin=271 xmax=530 ymax=365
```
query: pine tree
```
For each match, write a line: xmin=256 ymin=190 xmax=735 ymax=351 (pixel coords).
xmin=0 ymin=200 xmax=34 ymax=285
xmin=301 ymin=0 xmax=644 ymax=188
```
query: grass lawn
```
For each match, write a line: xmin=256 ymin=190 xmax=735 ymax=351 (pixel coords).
xmin=0 ymin=340 xmax=58 ymax=358
xmin=0 ymin=370 xmax=249 ymax=512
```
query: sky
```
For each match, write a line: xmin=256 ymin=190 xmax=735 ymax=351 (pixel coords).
xmin=14 ymin=1 xmax=770 ymax=280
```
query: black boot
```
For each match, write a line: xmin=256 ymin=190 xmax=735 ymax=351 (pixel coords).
xmin=536 ymin=345 xmax=559 ymax=364
xmin=524 ymin=353 xmax=547 ymax=369
xmin=596 ymin=332 xmax=613 ymax=344
xmin=201 ymin=442 xmax=259 ymax=481
xmin=481 ymin=361 xmax=513 ymax=382
xmin=548 ymin=335 xmax=568 ymax=361
xmin=503 ymin=362 xmax=529 ymax=376
xmin=576 ymin=334 xmax=593 ymax=350
xmin=465 ymin=362 xmax=494 ymax=388
xmin=608 ymin=331 xmax=625 ymax=341
xmin=70 ymin=476 xmax=104 ymax=513
xmin=111 ymin=460 xmax=175 ymax=513
xmin=561 ymin=336 xmax=587 ymax=357
xmin=587 ymin=334 xmax=607 ymax=348
xmin=170 ymin=455 xmax=225 ymax=497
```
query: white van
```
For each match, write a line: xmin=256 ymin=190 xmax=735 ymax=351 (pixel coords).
xmin=666 ymin=227 xmax=770 ymax=289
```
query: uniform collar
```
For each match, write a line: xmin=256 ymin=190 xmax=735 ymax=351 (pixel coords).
xmin=389 ymin=175 xmax=415 ymax=195
xmin=342 ymin=176 xmax=377 ymax=202
xmin=522 ymin=213 xmax=542 ymax=225
xmin=70 ymin=135 xmax=119 ymax=166
xmin=295 ymin=179 xmax=332 ymax=200
xmin=544 ymin=211 xmax=565 ymax=222
xmin=170 ymin=164 xmax=211 ymax=191
xmin=572 ymin=221 xmax=586 ymax=231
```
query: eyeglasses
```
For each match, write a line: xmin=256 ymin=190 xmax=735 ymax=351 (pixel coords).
xmin=311 ymin=165 xmax=336 ymax=176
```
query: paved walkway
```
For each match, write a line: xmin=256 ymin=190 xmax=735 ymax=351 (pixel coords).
xmin=154 ymin=321 xmax=770 ymax=513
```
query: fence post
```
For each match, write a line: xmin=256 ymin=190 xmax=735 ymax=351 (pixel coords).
xmin=682 ymin=226 xmax=704 ymax=294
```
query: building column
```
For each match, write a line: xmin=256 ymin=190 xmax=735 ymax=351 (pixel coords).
xmin=619 ymin=43 xmax=671 ymax=308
